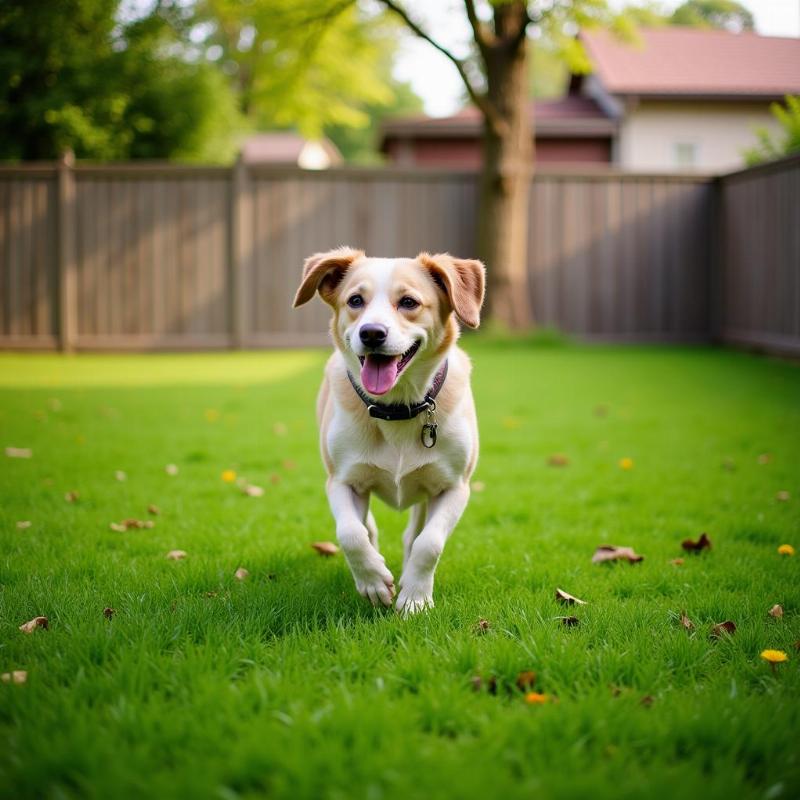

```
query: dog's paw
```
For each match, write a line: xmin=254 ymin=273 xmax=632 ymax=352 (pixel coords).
xmin=353 ymin=562 xmax=395 ymax=608
xmin=395 ymin=580 xmax=434 ymax=616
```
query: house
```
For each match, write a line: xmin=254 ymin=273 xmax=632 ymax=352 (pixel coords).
xmin=380 ymin=28 xmax=800 ymax=172
xmin=240 ymin=133 xmax=343 ymax=169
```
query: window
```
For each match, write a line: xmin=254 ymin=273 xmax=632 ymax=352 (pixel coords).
xmin=674 ymin=142 xmax=698 ymax=169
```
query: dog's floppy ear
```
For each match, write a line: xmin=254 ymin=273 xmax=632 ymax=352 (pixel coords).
xmin=293 ymin=246 xmax=364 ymax=308
xmin=418 ymin=252 xmax=486 ymax=329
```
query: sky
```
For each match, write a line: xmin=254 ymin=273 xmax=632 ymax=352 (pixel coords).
xmin=392 ymin=0 xmax=800 ymax=116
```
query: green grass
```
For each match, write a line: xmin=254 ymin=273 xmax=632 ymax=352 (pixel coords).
xmin=1 ymin=342 xmax=799 ymax=800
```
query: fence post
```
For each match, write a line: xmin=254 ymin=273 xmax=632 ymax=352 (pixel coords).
xmin=229 ymin=154 xmax=249 ymax=349
xmin=57 ymin=150 xmax=77 ymax=352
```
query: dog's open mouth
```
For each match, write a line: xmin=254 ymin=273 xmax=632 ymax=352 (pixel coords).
xmin=358 ymin=341 xmax=420 ymax=396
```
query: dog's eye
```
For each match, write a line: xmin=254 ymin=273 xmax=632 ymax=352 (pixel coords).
xmin=398 ymin=296 xmax=419 ymax=310
xmin=347 ymin=294 xmax=364 ymax=309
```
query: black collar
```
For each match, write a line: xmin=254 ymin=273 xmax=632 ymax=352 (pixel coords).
xmin=346 ymin=360 xmax=448 ymax=421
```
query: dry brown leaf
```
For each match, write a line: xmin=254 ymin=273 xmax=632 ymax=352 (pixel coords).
xmin=640 ymin=695 xmax=655 ymax=707
xmin=555 ymin=588 xmax=587 ymax=606
xmin=165 ymin=463 xmax=179 ymax=476
xmin=111 ymin=519 xmax=154 ymax=531
xmin=670 ymin=558 xmax=685 ymax=566
xmin=516 ymin=671 xmax=537 ymax=691
xmin=592 ymin=545 xmax=644 ymax=564
xmin=557 ymin=616 xmax=580 ymax=627
xmin=5 ymin=447 xmax=32 ymax=459
xmin=19 ymin=616 xmax=48 ymax=634
xmin=311 ymin=541 xmax=339 ymax=556
xmin=776 ymin=490 xmax=790 ymax=502
xmin=282 ymin=459 xmax=297 ymax=471
xmin=166 ymin=549 xmax=187 ymax=560
xmin=547 ymin=453 xmax=570 ymax=467
xmin=64 ymin=491 xmax=80 ymax=503
xmin=234 ymin=567 xmax=250 ymax=581
xmin=768 ymin=604 xmax=784 ymax=618
xmin=473 ymin=618 xmax=490 ymax=635
xmin=682 ymin=533 xmax=712 ymax=552
xmin=710 ymin=620 xmax=737 ymax=639
xmin=269 ymin=474 xmax=281 ymax=485
xmin=680 ymin=612 xmax=695 ymax=632
xmin=103 ymin=607 xmax=115 ymax=620
xmin=243 ymin=484 xmax=264 ymax=497
xmin=1 ymin=670 xmax=28 ymax=684
xmin=757 ymin=453 xmax=772 ymax=465
xmin=16 ymin=520 xmax=32 ymax=530
xmin=147 ymin=504 xmax=160 ymax=516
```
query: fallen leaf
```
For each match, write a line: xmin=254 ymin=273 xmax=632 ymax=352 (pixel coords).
xmin=592 ymin=545 xmax=644 ymax=564
xmin=282 ymin=459 xmax=297 ymax=471
xmin=311 ymin=541 xmax=339 ymax=556
xmin=776 ymin=490 xmax=790 ymax=502
xmin=273 ymin=422 xmax=288 ymax=436
xmin=110 ymin=519 xmax=154 ymax=531
xmin=64 ymin=491 xmax=80 ymax=503
xmin=234 ymin=567 xmax=249 ymax=581
xmin=547 ymin=453 xmax=570 ymax=467
xmin=103 ymin=607 xmax=115 ymax=620
xmin=524 ymin=692 xmax=550 ymax=705
xmin=5 ymin=446 xmax=32 ymax=459
xmin=710 ymin=620 xmax=737 ymax=639
xmin=618 ymin=457 xmax=634 ymax=470
xmin=243 ymin=484 xmax=264 ymax=497
xmin=778 ymin=544 xmax=795 ymax=556
xmin=594 ymin=405 xmax=608 ymax=418
xmin=682 ymin=532 xmax=712 ymax=552
xmin=165 ymin=463 xmax=179 ymax=476
xmin=147 ymin=504 xmax=160 ymax=515
xmin=757 ymin=453 xmax=772 ymax=465
xmin=768 ymin=604 xmax=783 ymax=618
xmin=16 ymin=521 xmax=32 ymax=530
xmin=670 ymin=558 xmax=684 ymax=566
xmin=470 ymin=480 xmax=485 ymax=493
xmin=115 ymin=470 xmax=127 ymax=482
xmin=555 ymin=588 xmax=587 ymax=606
xmin=19 ymin=616 xmax=48 ymax=634
xmin=679 ymin=612 xmax=695 ymax=632
xmin=556 ymin=616 xmax=580 ymax=627
xmin=269 ymin=473 xmax=281 ymax=485
xmin=221 ymin=469 xmax=237 ymax=483
xmin=516 ymin=671 xmax=537 ymax=691
xmin=1 ymin=671 xmax=27 ymax=684
xmin=640 ymin=695 xmax=655 ymax=707
xmin=473 ymin=618 xmax=490 ymax=635
xmin=166 ymin=550 xmax=187 ymax=560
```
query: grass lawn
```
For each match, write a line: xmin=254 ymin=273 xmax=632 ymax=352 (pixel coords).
xmin=1 ymin=341 xmax=799 ymax=800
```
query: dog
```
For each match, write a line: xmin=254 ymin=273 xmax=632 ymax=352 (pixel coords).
xmin=293 ymin=247 xmax=485 ymax=615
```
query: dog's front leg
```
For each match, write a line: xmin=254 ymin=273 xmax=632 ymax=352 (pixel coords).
xmin=396 ymin=481 xmax=470 ymax=616
xmin=326 ymin=478 xmax=395 ymax=607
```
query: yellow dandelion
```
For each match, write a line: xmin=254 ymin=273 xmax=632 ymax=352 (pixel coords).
xmin=777 ymin=544 xmax=795 ymax=556
xmin=760 ymin=650 xmax=788 ymax=664
xmin=619 ymin=457 xmax=634 ymax=470
xmin=221 ymin=469 xmax=237 ymax=483
xmin=524 ymin=692 xmax=550 ymax=705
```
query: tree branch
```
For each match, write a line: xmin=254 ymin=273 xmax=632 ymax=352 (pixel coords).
xmin=378 ymin=0 xmax=505 ymax=135
xmin=464 ymin=0 xmax=494 ymax=54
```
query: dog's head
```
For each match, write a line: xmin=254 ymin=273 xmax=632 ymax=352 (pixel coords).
xmin=293 ymin=247 xmax=485 ymax=399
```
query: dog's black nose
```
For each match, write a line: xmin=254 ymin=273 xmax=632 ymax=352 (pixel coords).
xmin=359 ymin=323 xmax=388 ymax=348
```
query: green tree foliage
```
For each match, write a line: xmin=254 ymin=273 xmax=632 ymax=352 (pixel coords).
xmin=671 ymin=0 xmax=754 ymax=31
xmin=744 ymin=96 xmax=800 ymax=165
xmin=0 ymin=0 xmax=242 ymax=161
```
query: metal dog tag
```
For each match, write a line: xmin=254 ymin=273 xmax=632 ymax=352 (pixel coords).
xmin=421 ymin=404 xmax=437 ymax=448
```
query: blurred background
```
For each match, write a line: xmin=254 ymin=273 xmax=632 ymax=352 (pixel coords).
xmin=0 ymin=0 xmax=798 ymax=353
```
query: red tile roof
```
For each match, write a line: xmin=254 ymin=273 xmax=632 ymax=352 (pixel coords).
xmin=380 ymin=96 xmax=616 ymax=141
xmin=580 ymin=28 xmax=800 ymax=98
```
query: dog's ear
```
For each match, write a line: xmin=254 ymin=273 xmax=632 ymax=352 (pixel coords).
xmin=293 ymin=247 xmax=364 ymax=308
xmin=418 ymin=252 xmax=486 ymax=329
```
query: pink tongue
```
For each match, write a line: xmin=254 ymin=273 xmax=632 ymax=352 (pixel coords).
xmin=361 ymin=355 xmax=400 ymax=395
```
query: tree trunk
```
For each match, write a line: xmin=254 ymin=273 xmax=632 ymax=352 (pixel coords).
xmin=477 ymin=2 xmax=533 ymax=329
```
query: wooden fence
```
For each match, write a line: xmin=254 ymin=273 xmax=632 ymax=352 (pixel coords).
xmin=0 ymin=155 xmax=797 ymax=354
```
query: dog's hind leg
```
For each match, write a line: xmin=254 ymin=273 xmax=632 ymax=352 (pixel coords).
xmin=402 ymin=502 xmax=427 ymax=571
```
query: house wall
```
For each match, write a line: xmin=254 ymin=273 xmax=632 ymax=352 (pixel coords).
xmin=617 ymin=100 xmax=781 ymax=172
xmin=384 ymin=136 xmax=612 ymax=168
